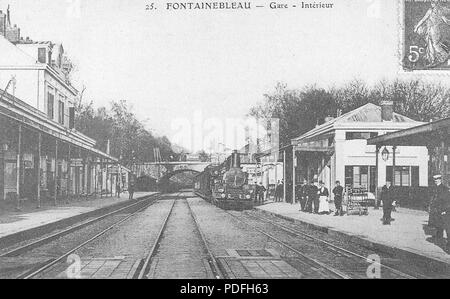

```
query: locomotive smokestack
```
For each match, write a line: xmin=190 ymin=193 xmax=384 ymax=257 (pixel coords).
xmin=231 ymin=150 xmax=241 ymax=168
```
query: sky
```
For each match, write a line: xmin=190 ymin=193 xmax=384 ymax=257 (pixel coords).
xmin=1 ymin=0 xmax=446 ymax=152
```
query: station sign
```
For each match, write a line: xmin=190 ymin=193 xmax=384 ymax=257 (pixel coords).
xmin=70 ymin=158 xmax=83 ymax=167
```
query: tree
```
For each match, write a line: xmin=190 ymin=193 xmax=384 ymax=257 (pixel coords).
xmin=197 ymin=150 xmax=211 ymax=162
xmin=74 ymin=98 xmax=176 ymax=168
xmin=249 ymin=79 xmax=450 ymax=146
xmin=249 ymin=83 xmax=339 ymax=145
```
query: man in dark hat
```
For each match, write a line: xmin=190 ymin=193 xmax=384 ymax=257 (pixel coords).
xmin=381 ymin=181 xmax=394 ymax=225
xmin=333 ymin=181 xmax=344 ymax=216
xmin=437 ymin=176 xmax=450 ymax=253
xmin=258 ymin=182 xmax=266 ymax=204
xmin=310 ymin=181 xmax=320 ymax=214
xmin=299 ymin=179 xmax=308 ymax=211
xmin=429 ymin=174 xmax=450 ymax=248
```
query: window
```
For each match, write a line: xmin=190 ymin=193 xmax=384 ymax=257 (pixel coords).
xmin=69 ymin=107 xmax=75 ymax=129
xmin=47 ymin=88 xmax=54 ymax=119
xmin=345 ymin=166 xmax=377 ymax=192
xmin=38 ymin=48 xmax=46 ymax=63
xmin=411 ymin=166 xmax=419 ymax=187
xmin=386 ymin=166 xmax=418 ymax=187
xmin=58 ymin=100 xmax=65 ymax=125
xmin=345 ymin=132 xmax=379 ymax=140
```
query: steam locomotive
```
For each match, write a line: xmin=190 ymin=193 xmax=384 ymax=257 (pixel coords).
xmin=194 ymin=150 xmax=255 ymax=210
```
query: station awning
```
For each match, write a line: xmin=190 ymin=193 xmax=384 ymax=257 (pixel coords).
xmin=368 ymin=117 xmax=450 ymax=147
xmin=294 ymin=145 xmax=334 ymax=153
xmin=0 ymin=89 xmax=118 ymax=162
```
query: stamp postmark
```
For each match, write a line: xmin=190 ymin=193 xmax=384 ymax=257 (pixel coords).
xmin=402 ymin=0 xmax=450 ymax=71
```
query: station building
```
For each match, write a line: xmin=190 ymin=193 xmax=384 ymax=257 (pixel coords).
xmin=259 ymin=102 xmax=430 ymax=203
xmin=0 ymin=8 xmax=128 ymax=207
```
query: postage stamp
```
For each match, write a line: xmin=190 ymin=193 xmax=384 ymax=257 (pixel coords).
xmin=402 ymin=0 xmax=450 ymax=71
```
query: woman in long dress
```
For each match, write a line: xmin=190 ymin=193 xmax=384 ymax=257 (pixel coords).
xmin=414 ymin=1 xmax=450 ymax=68
xmin=317 ymin=181 xmax=330 ymax=214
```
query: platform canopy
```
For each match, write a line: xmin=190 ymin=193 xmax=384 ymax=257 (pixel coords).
xmin=368 ymin=117 xmax=450 ymax=147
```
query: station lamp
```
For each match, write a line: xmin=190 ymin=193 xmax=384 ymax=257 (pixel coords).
xmin=381 ymin=147 xmax=390 ymax=162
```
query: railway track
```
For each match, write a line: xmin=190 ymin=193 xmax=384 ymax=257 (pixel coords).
xmin=2 ymin=194 xmax=161 ymax=279
xmin=223 ymin=209 xmax=351 ymax=279
xmin=227 ymin=209 xmax=422 ymax=279
xmin=138 ymin=194 xmax=224 ymax=279
xmin=245 ymin=211 xmax=422 ymax=278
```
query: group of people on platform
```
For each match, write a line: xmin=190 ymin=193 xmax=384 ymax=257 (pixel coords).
xmin=113 ymin=180 xmax=135 ymax=200
xmin=253 ymin=174 xmax=450 ymax=253
xmin=295 ymin=180 xmax=344 ymax=216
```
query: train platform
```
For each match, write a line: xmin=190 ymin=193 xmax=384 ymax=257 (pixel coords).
xmin=0 ymin=192 xmax=158 ymax=242
xmin=256 ymin=202 xmax=450 ymax=265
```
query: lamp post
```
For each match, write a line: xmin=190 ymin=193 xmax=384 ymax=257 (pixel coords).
xmin=381 ymin=147 xmax=390 ymax=162
xmin=0 ymin=143 xmax=9 ymax=202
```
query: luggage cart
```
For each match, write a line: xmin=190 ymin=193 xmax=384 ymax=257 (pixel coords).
xmin=346 ymin=187 xmax=369 ymax=216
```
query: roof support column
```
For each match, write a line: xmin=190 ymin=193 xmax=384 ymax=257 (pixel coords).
xmin=15 ymin=125 xmax=22 ymax=211
xmin=66 ymin=144 xmax=71 ymax=204
xmin=292 ymin=146 xmax=296 ymax=205
xmin=94 ymin=157 xmax=98 ymax=196
xmin=283 ymin=150 xmax=286 ymax=203
xmin=392 ymin=146 xmax=397 ymax=186
xmin=36 ymin=132 xmax=42 ymax=209
xmin=82 ymin=152 xmax=86 ymax=198
xmin=374 ymin=145 xmax=380 ymax=210
xmin=100 ymin=158 xmax=104 ymax=198
xmin=54 ymin=139 xmax=59 ymax=206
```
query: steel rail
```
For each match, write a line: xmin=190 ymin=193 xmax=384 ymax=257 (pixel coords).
xmin=186 ymin=198 xmax=225 ymax=279
xmin=247 ymin=211 xmax=418 ymax=279
xmin=224 ymin=210 xmax=352 ymax=279
xmin=137 ymin=197 xmax=177 ymax=279
xmin=20 ymin=196 xmax=160 ymax=279
xmin=1 ymin=194 xmax=161 ymax=257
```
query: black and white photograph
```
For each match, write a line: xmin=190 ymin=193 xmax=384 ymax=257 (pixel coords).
xmin=0 ymin=0 xmax=449 ymax=285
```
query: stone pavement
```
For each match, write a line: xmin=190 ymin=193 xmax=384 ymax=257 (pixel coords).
xmin=0 ymin=192 xmax=158 ymax=240
xmin=257 ymin=202 xmax=450 ymax=265
xmin=218 ymin=249 xmax=303 ymax=279
xmin=56 ymin=256 xmax=141 ymax=279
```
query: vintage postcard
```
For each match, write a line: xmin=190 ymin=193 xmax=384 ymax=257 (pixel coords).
xmin=0 ymin=0 xmax=449 ymax=288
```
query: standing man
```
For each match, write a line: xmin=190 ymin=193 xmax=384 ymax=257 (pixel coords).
xmin=309 ymin=180 xmax=319 ymax=214
xmin=116 ymin=179 xmax=121 ymax=198
xmin=299 ymin=179 xmax=308 ymax=211
xmin=437 ymin=176 xmax=450 ymax=253
xmin=429 ymin=174 xmax=449 ymax=245
xmin=128 ymin=175 xmax=135 ymax=200
xmin=254 ymin=181 xmax=260 ymax=203
xmin=258 ymin=182 xmax=266 ymax=204
xmin=275 ymin=180 xmax=282 ymax=202
xmin=333 ymin=181 xmax=344 ymax=216
xmin=305 ymin=180 xmax=315 ymax=213
xmin=381 ymin=181 xmax=394 ymax=225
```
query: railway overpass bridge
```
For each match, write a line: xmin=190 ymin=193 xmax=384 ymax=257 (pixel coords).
xmin=131 ymin=162 xmax=212 ymax=182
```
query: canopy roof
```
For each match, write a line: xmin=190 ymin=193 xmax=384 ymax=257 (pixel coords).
xmin=368 ymin=117 xmax=450 ymax=147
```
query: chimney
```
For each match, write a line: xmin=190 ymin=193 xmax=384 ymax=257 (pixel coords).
xmin=381 ymin=101 xmax=393 ymax=122
xmin=231 ymin=150 xmax=241 ymax=169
